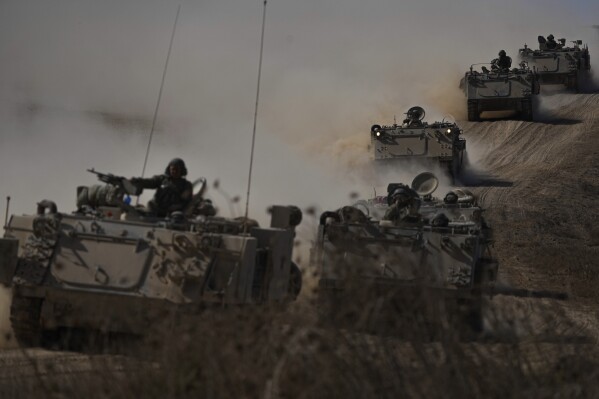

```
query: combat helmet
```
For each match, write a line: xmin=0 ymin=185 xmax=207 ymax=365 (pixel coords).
xmin=165 ymin=158 xmax=188 ymax=176
xmin=387 ymin=184 xmax=419 ymax=206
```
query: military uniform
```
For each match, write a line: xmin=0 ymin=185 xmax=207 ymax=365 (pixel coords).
xmin=383 ymin=185 xmax=421 ymax=223
xmin=131 ymin=158 xmax=193 ymax=217
xmin=493 ymin=50 xmax=512 ymax=71
xmin=546 ymin=34 xmax=557 ymax=50
xmin=497 ymin=55 xmax=512 ymax=70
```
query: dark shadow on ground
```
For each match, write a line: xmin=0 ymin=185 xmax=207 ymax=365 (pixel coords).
xmin=534 ymin=118 xmax=582 ymax=125
xmin=473 ymin=117 xmax=524 ymax=123
xmin=457 ymin=168 xmax=513 ymax=187
xmin=468 ymin=115 xmax=581 ymax=125
xmin=478 ymin=331 xmax=593 ymax=345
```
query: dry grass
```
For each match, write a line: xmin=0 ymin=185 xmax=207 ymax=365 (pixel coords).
xmin=1 ymin=283 xmax=597 ymax=399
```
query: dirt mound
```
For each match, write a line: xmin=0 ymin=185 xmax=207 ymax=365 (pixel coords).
xmin=460 ymin=93 xmax=599 ymax=303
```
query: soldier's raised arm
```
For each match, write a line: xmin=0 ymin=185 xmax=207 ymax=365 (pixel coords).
xmin=130 ymin=175 xmax=164 ymax=191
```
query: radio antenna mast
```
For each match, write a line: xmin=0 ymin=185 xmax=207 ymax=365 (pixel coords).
xmin=243 ymin=0 xmax=268 ymax=228
xmin=140 ymin=4 xmax=182 ymax=178
xmin=3 ymin=196 xmax=10 ymax=229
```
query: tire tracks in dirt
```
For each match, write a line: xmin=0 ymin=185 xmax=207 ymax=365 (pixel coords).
xmin=460 ymin=92 xmax=599 ymax=338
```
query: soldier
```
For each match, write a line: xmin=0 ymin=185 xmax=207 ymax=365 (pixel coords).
xmin=546 ymin=34 xmax=557 ymax=50
xmin=492 ymin=50 xmax=512 ymax=71
xmin=131 ymin=158 xmax=193 ymax=217
xmin=383 ymin=185 xmax=421 ymax=223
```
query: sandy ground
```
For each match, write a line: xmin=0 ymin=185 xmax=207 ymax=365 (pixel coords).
xmin=461 ymin=92 xmax=599 ymax=339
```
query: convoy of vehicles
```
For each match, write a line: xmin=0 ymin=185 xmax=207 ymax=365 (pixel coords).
xmin=0 ymin=31 xmax=585 ymax=347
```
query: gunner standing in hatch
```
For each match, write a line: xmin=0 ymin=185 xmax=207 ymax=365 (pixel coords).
xmin=131 ymin=158 xmax=193 ymax=217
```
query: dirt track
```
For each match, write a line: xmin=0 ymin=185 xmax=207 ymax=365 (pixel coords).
xmin=461 ymin=92 xmax=599 ymax=335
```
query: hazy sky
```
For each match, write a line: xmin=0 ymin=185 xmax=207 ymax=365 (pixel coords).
xmin=0 ymin=0 xmax=597 ymax=224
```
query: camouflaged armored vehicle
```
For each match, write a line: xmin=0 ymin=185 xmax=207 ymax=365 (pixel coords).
xmin=461 ymin=59 xmax=540 ymax=121
xmin=519 ymin=35 xmax=591 ymax=91
xmin=370 ymin=106 xmax=466 ymax=180
xmin=0 ymin=170 xmax=302 ymax=347
xmin=312 ymin=173 xmax=566 ymax=335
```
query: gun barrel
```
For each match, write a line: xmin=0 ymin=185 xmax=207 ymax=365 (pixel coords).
xmin=87 ymin=168 xmax=123 ymax=185
xmin=482 ymin=285 xmax=568 ymax=301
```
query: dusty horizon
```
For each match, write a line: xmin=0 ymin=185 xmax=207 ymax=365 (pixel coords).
xmin=0 ymin=0 xmax=597 ymax=223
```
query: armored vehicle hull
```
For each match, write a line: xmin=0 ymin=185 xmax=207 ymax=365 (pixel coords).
xmin=371 ymin=107 xmax=466 ymax=180
xmin=519 ymin=38 xmax=591 ymax=91
xmin=313 ymin=197 xmax=495 ymax=334
xmin=462 ymin=66 xmax=540 ymax=121
xmin=311 ymin=173 xmax=566 ymax=336
xmin=1 ymin=201 xmax=302 ymax=347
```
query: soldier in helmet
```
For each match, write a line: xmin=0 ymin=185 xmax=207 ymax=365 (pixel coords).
xmin=546 ymin=34 xmax=557 ymax=50
xmin=402 ymin=107 xmax=425 ymax=127
xmin=130 ymin=158 xmax=193 ymax=217
xmin=492 ymin=50 xmax=512 ymax=71
xmin=383 ymin=184 xmax=421 ymax=223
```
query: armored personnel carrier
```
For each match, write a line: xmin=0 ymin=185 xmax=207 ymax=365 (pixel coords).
xmin=312 ymin=173 xmax=566 ymax=335
xmin=0 ymin=171 xmax=303 ymax=347
xmin=370 ymin=106 xmax=466 ymax=179
xmin=461 ymin=61 xmax=540 ymax=121
xmin=519 ymin=35 xmax=591 ymax=91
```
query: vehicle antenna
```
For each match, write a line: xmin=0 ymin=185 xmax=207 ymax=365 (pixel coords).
xmin=243 ymin=0 xmax=268 ymax=231
xmin=140 ymin=4 xmax=182 ymax=179
xmin=4 ymin=196 xmax=10 ymax=229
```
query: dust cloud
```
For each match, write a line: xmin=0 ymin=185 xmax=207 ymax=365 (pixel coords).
xmin=0 ymin=0 xmax=596 ymax=351
xmin=0 ymin=2 xmax=597 ymax=229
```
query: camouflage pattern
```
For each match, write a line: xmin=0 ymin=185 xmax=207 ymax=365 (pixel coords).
xmin=0 ymin=177 xmax=302 ymax=346
xmin=461 ymin=62 xmax=540 ymax=121
xmin=519 ymin=36 xmax=591 ymax=91
xmin=312 ymin=173 xmax=566 ymax=333
xmin=370 ymin=107 xmax=466 ymax=179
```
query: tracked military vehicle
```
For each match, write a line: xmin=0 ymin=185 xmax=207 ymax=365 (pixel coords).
xmin=312 ymin=173 xmax=566 ymax=335
xmin=370 ymin=106 xmax=466 ymax=179
xmin=0 ymin=170 xmax=302 ymax=347
xmin=519 ymin=35 xmax=591 ymax=91
xmin=462 ymin=61 xmax=540 ymax=121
